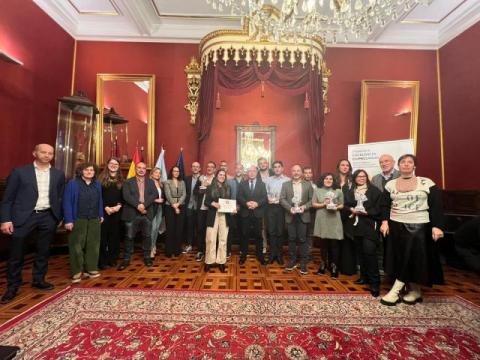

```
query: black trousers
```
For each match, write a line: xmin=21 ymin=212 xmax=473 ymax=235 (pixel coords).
xmin=185 ymin=208 xmax=198 ymax=247
xmin=319 ymin=238 xmax=340 ymax=267
xmin=240 ymin=214 xmax=263 ymax=259
xmin=227 ymin=214 xmax=241 ymax=254
xmin=266 ymin=204 xmax=284 ymax=259
xmin=197 ymin=210 xmax=208 ymax=253
xmin=123 ymin=215 xmax=152 ymax=261
xmin=287 ymin=215 xmax=308 ymax=268
xmin=164 ymin=206 xmax=185 ymax=257
xmin=7 ymin=211 xmax=57 ymax=289
xmin=354 ymin=234 xmax=380 ymax=287
xmin=99 ymin=212 xmax=121 ymax=266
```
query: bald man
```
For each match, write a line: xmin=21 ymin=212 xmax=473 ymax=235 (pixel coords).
xmin=0 ymin=144 xmax=65 ymax=304
xmin=371 ymin=154 xmax=400 ymax=192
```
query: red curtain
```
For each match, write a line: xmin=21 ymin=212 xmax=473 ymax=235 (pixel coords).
xmin=197 ymin=55 xmax=325 ymax=170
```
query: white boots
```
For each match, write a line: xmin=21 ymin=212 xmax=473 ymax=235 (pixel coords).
xmin=380 ymin=279 xmax=405 ymax=306
xmin=403 ymin=283 xmax=423 ymax=305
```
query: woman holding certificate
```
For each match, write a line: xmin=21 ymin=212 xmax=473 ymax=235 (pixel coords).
xmin=204 ymin=169 xmax=233 ymax=273
xmin=312 ymin=172 xmax=344 ymax=278
xmin=344 ymin=169 xmax=383 ymax=298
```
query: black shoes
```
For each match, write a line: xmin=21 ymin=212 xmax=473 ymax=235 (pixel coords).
xmin=144 ymin=258 xmax=153 ymax=267
xmin=117 ymin=261 xmax=129 ymax=271
xmin=0 ymin=288 xmax=18 ymax=304
xmin=239 ymin=257 xmax=246 ymax=265
xmin=32 ymin=281 xmax=54 ymax=290
xmin=330 ymin=263 xmax=339 ymax=278
xmin=204 ymin=264 xmax=211 ymax=272
xmin=258 ymin=258 xmax=267 ymax=266
xmin=219 ymin=264 xmax=226 ymax=273
xmin=370 ymin=285 xmax=380 ymax=298
xmin=316 ymin=262 xmax=326 ymax=275
xmin=354 ymin=278 xmax=369 ymax=285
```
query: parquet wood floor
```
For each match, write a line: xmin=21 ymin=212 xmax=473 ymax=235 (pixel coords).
xmin=1 ymin=247 xmax=480 ymax=325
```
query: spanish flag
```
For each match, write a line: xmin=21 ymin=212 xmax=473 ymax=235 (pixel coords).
xmin=127 ymin=147 xmax=142 ymax=179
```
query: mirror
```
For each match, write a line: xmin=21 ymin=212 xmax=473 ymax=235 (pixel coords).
xmin=236 ymin=125 xmax=276 ymax=169
xmin=96 ymin=74 xmax=155 ymax=167
xmin=359 ymin=80 xmax=419 ymax=150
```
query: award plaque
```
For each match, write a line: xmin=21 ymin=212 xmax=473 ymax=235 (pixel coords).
xmin=292 ymin=196 xmax=302 ymax=213
xmin=218 ymin=198 xmax=237 ymax=213
xmin=325 ymin=190 xmax=338 ymax=210
xmin=268 ymin=191 xmax=280 ymax=204
xmin=354 ymin=192 xmax=368 ymax=213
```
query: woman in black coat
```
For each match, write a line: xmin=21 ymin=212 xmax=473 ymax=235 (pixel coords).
xmin=344 ymin=169 xmax=383 ymax=297
xmin=204 ymin=169 xmax=233 ymax=273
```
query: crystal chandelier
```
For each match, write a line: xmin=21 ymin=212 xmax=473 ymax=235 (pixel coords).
xmin=206 ymin=0 xmax=432 ymax=43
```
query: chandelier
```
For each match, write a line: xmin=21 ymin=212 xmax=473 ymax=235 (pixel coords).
xmin=206 ymin=0 xmax=432 ymax=43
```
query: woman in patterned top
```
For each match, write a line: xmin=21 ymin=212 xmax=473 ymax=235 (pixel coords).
xmin=380 ymin=154 xmax=444 ymax=306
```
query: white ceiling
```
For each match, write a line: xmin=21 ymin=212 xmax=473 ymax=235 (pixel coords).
xmin=32 ymin=0 xmax=480 ymax=49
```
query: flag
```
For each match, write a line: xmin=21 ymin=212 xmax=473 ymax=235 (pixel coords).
xmin=175 ymin=148 xmax=185 ymax=179
xmin=127 ymin=147 xmax=142 ymax=179
xmin=155 ymin=146 xmax=167 ymax=182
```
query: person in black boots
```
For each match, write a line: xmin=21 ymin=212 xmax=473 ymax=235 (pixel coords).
xmin=97 ymin=158 xmax=124 ymax=269
xmin=118 ymin=162 xmax=158 ymax=270
xmin=344 ymin=169 xmax=383 ymax=297
xmin=0 ymin=144 xmax=65 ymax=304
xmin=237 ymin=165 xmax=268 ymax=265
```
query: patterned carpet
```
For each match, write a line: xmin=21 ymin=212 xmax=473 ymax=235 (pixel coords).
xmin=0 ymin=287 xmax=479 ymax=359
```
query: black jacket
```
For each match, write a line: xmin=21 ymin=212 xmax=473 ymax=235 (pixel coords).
xmin=237 ymin=179 xmax=268 ymax=218
xmin=0 ymin=164 xmax=65 ymax=226
xmin=121 ymin=177 xmax=158 ymax=221
xmin=343 ymin=185 xmax=383 ymax=238
xmin=204 ymin=183 xmax=233 ymax=227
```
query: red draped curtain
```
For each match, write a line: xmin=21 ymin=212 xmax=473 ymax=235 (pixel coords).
xmin=197 ymin=55 xmax=325 ymax=171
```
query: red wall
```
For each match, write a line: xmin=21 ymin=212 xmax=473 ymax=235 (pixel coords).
xmin=439 ymin=22 xmax=480 ymax=190
xmin=103 ymin=81 xmax=149 ymax=162
xmin=74 ymin=41 xmax=199 ymax=170
xmin=0 ymin=0 xmax=74 ymax=177
xmin=203 ymin=86 xmax=310 ymax=172
xmin=323 ymin=48 xmax=442 ymax=185
xmin=74 ymin=42 xmax=443 ymax=183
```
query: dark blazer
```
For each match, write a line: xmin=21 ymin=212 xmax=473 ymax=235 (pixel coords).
xmin=184 ymin=175 xmax=200 ymax=210
xmin=343 ymin=185 xmax=383 ymax=237
xmin=237 ymin=179 xmax=268 ymax=218
xmin=0 ymin=164 xmax=65 ymax=226
xmin=280 ymin=180 xmax=314 ymax=224
xmin=121 ymin=177 xmax=158 ymax=221
xmin=204 ymin=183 xmax=233 ymax=227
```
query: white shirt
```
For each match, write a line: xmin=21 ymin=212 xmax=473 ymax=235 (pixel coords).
xmin=292 ymin=181 xmax=303 ymax=204
xmin=34 ymin=161 xmax=51 ymax=210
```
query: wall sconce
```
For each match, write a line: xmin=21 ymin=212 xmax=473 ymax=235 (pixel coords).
xmin=0 ymin=49 xmax=23 ymax=65
xmin=184 ymin=57 xmax=201 ymax=125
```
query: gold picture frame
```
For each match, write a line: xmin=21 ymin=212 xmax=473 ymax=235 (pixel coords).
xmin=359 ymin=80 xmax=420 ymax=151
xmin=96 ymin=74 xmax=155 ymax=168
xmin=236 ymin=125 xmax=276 ymax=169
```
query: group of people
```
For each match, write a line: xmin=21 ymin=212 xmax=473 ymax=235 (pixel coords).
xmin=0 ymin=144 xmax=445 ymax=307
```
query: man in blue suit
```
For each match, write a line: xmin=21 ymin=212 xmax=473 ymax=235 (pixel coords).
xmin=0 ymin=144 xmax=65 ymax=304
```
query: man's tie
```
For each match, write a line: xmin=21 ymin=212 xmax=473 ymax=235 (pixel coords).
xmin=250 ymin=180 xmax=254 ymax=192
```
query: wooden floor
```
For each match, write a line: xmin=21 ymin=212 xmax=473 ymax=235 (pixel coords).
xmin=1 ymin=248 xmax=480 ymax=325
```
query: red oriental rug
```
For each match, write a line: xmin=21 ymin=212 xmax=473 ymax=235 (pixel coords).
xmin=0 ymin=288 xmax=479 ymax=359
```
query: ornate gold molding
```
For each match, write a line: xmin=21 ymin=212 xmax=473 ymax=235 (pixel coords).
xmin=321 ymin=62 xmax=331 ymax=114
xmin=184 ymin=57 xmax=201 ymax=125
xmin=436 ymin=50 xmax=446 ymax=189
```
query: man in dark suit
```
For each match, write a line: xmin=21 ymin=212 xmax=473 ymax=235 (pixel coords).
xmin=118 ymin=162 xmax=158 ymax=270
xmin=0 ymin=144 xmax=65 ymax=304
xmin=280 ymin=164 xmax=313 ymax=275
xmin=237 ymin=165 xmax=268 ymax=265
xmin=183 ymin=161 xmax=201 ymax=254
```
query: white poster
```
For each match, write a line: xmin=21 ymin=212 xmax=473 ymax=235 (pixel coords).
xmin=348 ymin=139 xmax=415 ymax=179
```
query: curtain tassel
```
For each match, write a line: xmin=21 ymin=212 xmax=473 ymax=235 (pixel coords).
xmin=215 ymin=91 xmax=221 ymax=109
xmin=304 ymin=91 xmax=310 ymax=109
